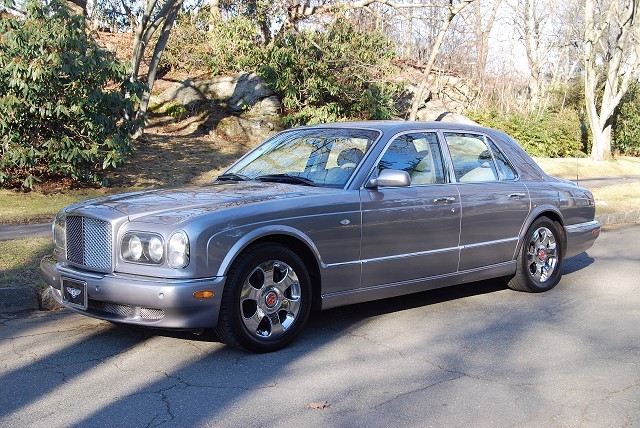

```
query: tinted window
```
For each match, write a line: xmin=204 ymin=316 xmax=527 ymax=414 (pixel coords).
xmin=444 ymin=132 xmax=498 ymax=182
xmin=378 ymin=132 xmax=446 ymax=185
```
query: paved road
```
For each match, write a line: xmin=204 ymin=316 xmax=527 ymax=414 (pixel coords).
xmin=1 ymin=224 xmax=639 ymax=427
xmin=571 ymin=175 xmax=640 ymax=188
xmin=0 ymin=223 xmax=51 ymax=241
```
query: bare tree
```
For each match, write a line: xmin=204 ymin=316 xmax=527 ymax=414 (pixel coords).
xmin=521 ymin=0 xmax=544 ymax=109
xmin=584 ymin=0 xmax=640 ymax=160
xmin=408 ymin=0 xmax=475 ymax=121
xmin=130 ymin=0 xmax=184 ymax=137
xmin=472 ymin=0 xmax=502 ymax=87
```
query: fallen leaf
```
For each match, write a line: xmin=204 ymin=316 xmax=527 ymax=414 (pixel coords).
xmin=309 ymin=401 xmax=330 ymax=410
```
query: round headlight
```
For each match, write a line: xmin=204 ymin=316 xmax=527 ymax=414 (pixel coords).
xmin=168 ymin=232 xmax=189 ymax=268
xmin=129 ymin=235 xmax=143 ymax=260
xmin=148 ymin=236 xmax=164 ymax=263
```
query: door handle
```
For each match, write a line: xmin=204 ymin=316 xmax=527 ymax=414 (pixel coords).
xmin=433 ymin=197 xmax=456 ymax=203
xmin=509 ymin=193 xmax=526 ymax=199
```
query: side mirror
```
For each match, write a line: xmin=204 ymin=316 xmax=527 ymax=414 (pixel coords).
xmin=365 ymin=169 xmax=411 ymax=188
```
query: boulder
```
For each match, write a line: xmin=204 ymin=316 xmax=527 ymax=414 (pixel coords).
xmin=39 ymin=286 xmax=62 ymax=311
xmin=243 ymin=95 xmax=281 ymax=118
xmin=153 ymin=73 xmax=277 ymax=113
xmin=416 ymin=99 xmax=478 ymax=125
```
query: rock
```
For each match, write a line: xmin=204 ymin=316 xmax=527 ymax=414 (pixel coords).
xmin=39 ymin=286 xmax=62 ymax=311
xmin=228 ymin=73 xmax=275 ymax=112
xmin=243 ymin=96 xmax=281 ymax=118
xmin=153 ymin=73 xmax=276 ymax=112
xmin=416 ymin=100 xmax=478 ymax=125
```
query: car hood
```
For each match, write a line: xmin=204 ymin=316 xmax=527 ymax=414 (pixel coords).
xmin=67 ymin=182 xmax=336 ymax=224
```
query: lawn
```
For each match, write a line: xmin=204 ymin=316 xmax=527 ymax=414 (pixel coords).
xmin=0 ymin=188 xmax=122 ymax=225
xmin=0 ymin=237 xmax=52 ymax=289
xmin=534 ymin=156 xmax=640 ymax=179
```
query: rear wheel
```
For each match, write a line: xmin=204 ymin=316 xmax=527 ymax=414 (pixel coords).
xmin=508 ymin=217 xmax=563 ymax=292
xmin=214 ymin=243 xmax=311 ymax=352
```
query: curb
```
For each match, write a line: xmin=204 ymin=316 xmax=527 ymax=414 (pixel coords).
xmin=0 ymin=287 xmax=39 ymax=312
xmin=2 ymin=210 xmax=639 ymax=314
xmin=596 ymin=209 xmax=640 ymax=226
xmin=0 ymin=285 xmax=61 ymax=314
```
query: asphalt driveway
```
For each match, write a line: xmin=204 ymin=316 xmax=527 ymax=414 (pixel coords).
xmin=0 ymin=223 xmax=639 ymax=427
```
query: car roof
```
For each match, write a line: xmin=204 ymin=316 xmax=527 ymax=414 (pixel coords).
xmin=302 ymin=120 xmax=494 ymax=135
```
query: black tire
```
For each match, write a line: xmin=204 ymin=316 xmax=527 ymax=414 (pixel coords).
xmin=508 ymin=217 xmax=563 ymax=293
xmin=214 ymin=243 xmax=312 ymax=352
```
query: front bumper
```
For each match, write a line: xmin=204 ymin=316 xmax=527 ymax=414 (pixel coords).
xmin=565 ymin=220 xmax=601 ymax=258
xmin=41 ymin=257 xmax=226 ymax=329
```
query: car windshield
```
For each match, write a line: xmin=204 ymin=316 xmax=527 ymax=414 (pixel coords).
xmin=223 ymin=128 xmax=380 ymax=188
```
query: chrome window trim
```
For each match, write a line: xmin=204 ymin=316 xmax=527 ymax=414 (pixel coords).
xmin=484 ymin=135 xmax=520 ymax=181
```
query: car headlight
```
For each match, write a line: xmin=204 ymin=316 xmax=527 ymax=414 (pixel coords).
xmin=121 ymin=232 xmax=164 ymax=265
xmin=168 ymin=231 xmax=189 ymax=268
xmin=53 ymin=214 xmax=66 ymax=252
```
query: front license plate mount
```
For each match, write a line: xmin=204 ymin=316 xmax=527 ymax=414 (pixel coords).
xmin=61 ymin=278 xmax=88 ymax=310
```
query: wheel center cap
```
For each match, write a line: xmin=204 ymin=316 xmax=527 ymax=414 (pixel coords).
xmin=264 ymin=291 xmax=278 ymax=308
xmin=538 ymin=248 xmax=546 ymax=261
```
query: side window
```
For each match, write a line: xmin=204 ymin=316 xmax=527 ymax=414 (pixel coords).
xmin=444 ymin=132 xmax=499 ymax=183
xmin=486 ymin=137 xmax=517 ymax=180
xmin=378 ymin=132 xmax=446 ymax=185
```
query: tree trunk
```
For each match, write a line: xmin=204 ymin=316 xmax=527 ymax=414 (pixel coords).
xmin=584 ymin=0 xmax=639 ymax=160
xmin=409 ymin=0 xmax=474 ymax=121
xmin=134 ymin=0 xmax=184 ymax=138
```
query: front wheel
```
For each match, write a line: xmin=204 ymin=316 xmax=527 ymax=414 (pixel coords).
xmin=508 ymin=217 xmax=563 ymax=292
xmin=214 ymin=243 xmax=312 ymax=352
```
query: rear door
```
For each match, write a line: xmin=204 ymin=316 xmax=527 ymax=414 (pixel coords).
xmin=443 ymin=132 xmax=530 ymax=271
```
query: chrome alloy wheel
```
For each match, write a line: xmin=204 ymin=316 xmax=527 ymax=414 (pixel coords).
xmin=240 ymin=260 xmax=302 ymax=339
xmin=526 ymin=226 xmax=557 ymax=283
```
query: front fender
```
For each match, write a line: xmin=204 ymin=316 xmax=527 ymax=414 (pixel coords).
xmin=206 ymin=225 xmax=324 ymax=277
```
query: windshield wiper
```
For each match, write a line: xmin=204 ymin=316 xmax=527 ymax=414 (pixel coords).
xmin=216 ymin=172 xmax=251 ymax=182
xmin=255 ymin=174 xmax=317 ymax=186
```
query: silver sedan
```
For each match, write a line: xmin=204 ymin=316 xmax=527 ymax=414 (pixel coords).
xmin=41 ymin=121 xmax=600 ymax=352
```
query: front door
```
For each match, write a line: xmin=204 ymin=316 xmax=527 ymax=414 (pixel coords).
xmin=360 ymin=131 xmax=461 ymax=288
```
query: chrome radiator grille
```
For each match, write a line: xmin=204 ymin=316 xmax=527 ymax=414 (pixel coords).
xmin=66 ymin=216 xmax=112 ymax=271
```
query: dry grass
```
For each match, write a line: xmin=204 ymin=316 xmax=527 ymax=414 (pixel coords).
xmin=0 ymin=237 xmax=52 ymax=288
xmin=592 ymin=182 xmax=640 ymax=214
